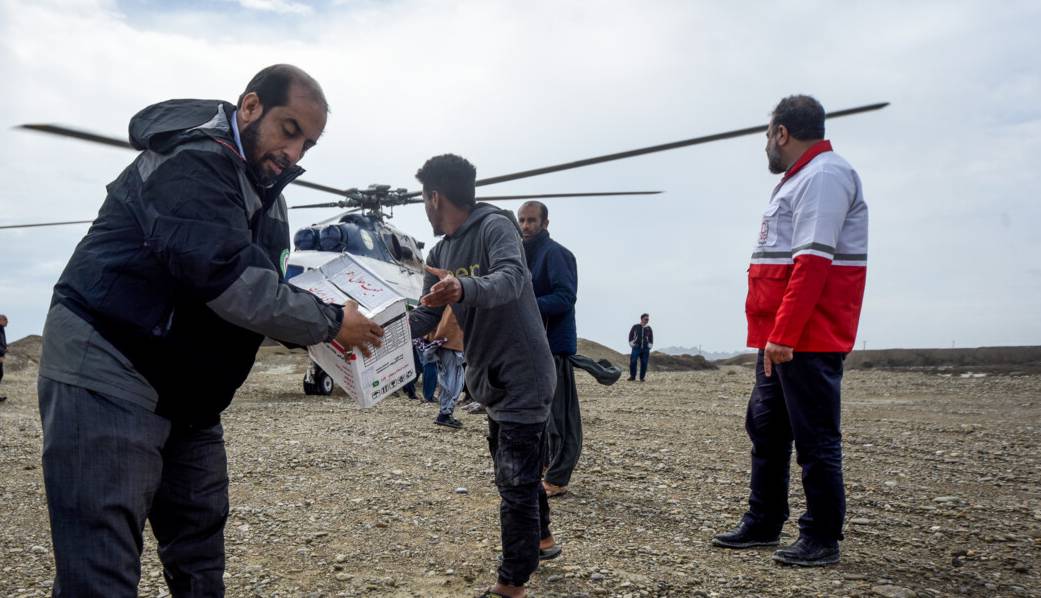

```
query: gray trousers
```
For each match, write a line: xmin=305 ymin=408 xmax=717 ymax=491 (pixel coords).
xmin=544 ymin=355 xmax=582 ymax=487
xmin=38 ymin=377 xmax=228 ymax=597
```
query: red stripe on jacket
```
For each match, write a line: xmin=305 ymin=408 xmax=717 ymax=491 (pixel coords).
xmin=746 ymin=255 xmax=866 ymax=353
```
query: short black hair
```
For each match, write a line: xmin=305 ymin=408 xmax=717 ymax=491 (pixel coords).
xmin=641 ymin=313 xmax=649 ymax=319
xmin=771 ymin=95 xmax=825 ymax=141
xmin=238 ymin=64 xmax=329 ymax=113
xmin=521 ymin=200 xmax=548 ymax=221
xmin=415 ymin=154 xmax=477 ymax=209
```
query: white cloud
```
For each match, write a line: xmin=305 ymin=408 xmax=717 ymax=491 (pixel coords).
xmin=235 ymin=0 xmax=314 ymax=15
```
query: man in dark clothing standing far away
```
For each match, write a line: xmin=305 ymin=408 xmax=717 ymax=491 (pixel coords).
xmin=36 ymin=64 xmax=384 ymax=596
xmin=0 ymin=314 xmax=8 ymax=402
xmin=712 ymin=95 xmax=868 ymax=566
xmin=628 ymin=313 xmax=653 ymax=381
xmin=409 ymin=154 xmax=560 ymax=598
xmin=517 ymin=201 xmax=581 ymax=498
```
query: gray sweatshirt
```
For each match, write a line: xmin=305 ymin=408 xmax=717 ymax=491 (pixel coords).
xmin=410 ymin=203 xmax=555 ymax=424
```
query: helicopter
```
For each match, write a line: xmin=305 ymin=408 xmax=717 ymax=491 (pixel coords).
xmin=5 ymin=101 xmax=888 ymax=394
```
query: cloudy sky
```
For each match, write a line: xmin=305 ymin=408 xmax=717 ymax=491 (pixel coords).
xmin=1 ymin=0 xmax=1039 ymax=353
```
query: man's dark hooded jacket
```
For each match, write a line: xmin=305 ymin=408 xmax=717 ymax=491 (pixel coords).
xmin=523 ymin=229 xmax=577 ymax=356
xmin=39 ymin=99 xmax=342 ymax=425
xmin=409 ymin=203 xmax=555 ymax=425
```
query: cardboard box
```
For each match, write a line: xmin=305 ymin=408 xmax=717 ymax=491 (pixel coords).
xmin=289 ymin=254 xmax=415 ymax=407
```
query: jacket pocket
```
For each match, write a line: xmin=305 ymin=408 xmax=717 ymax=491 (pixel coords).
xmin=745 ymin=265 xmax=791 ymax=317
xmin=756 ymin=203 xmax=781 ymax=247
xmin=466 ymin=364 xmax=509 ymax=407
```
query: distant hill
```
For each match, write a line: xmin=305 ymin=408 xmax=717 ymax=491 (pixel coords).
xmin=5 ymin=335 xmax=43 ymax=372
xmin=716 ymin=346 xmax=1041 ymax=374
xmin=577 ymin=338 xmax=717 ymax=371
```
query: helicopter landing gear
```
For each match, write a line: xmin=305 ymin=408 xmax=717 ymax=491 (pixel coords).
xmin=303 ymin=361 xmax=335 ymax=396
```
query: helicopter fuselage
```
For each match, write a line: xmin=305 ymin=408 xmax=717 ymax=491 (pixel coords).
xmin=285 ymin=213 xmax=425 ymax=306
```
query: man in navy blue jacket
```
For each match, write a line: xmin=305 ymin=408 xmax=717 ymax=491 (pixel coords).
xmin=518 ymin=201 xmax=581 ymax=497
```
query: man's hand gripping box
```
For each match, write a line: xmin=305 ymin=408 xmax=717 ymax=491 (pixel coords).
xmin=289 ymin=255 xmax=415 ymax=408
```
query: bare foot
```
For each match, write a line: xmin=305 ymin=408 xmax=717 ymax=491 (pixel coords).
xmin=490 ymin=582 xmax=525 ymax=597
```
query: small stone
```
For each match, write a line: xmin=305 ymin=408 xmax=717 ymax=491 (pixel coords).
xmin=454 ymin=487 xmax=469 ymax=494
xmin=30 ymin=545 xmax=48 ymax=554
xmin=933 ymin=496 xmax=959 ymax=503
xmin=850 ymin=517 xmax=872 ymax=525
xmin=334 ymin=554 xmax=348 ymax=563
xmin=870 ymin=585 xmax=916 ymax=598
xmin=591 ymin=572 xmax=605 ymax=581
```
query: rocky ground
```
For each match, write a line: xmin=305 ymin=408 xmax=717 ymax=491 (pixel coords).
xmin=1 ymin=347 xmax=1039 ymax=597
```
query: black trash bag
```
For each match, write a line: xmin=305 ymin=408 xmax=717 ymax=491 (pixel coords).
xmin=568 ymin=354 xmax=622 ymax=386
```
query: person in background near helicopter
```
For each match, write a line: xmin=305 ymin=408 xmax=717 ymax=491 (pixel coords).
xmin=628 ymin=313 xmax=653 ymax=381
xmin=517 ymin=201 xmax=581 ymax=499
xmin=409 ymin=154 xmax=560 ymax=598
xmin=417 ymin=307 xmax=466 ymax=428
xmin=36 ymin=64 xmax=384 ymax=596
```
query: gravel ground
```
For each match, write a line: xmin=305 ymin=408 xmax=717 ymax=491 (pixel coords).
xmin=1 ymin=348 xmax=1039 ymax=597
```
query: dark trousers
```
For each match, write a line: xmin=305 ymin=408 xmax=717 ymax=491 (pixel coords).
xmin=629 ymin=347 xmax=650 ymax=380
xmin=544 ymin=355 xmax=582 ymax=487
xmin=741 ymin=351 xmax=846 ymax=542
xmin=38 ymin=377 xmax=229 ymax=597
xmin=487 ymin=418 xmax=551 ymax=587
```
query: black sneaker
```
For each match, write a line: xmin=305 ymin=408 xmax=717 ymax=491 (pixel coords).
xmin=711 ymin=522 xmax=781 ymax=549
xmin=627 ymin=377 xmax=635 ymax=381
xmin=435 ymin=414 xmax=463 ymax=429
xmin=0 ymin=396 xmax=6 ymax=402
xmin=772 ymin=536 xmax=839 ymax=566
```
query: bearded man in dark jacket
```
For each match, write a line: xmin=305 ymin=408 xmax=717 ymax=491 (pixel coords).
xmin=517 ymin=201 xmax=581 ymax=498
xmin=37 ymin=64 xmax=383 ymax=596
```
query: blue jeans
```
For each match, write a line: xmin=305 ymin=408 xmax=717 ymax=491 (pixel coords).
xmin=423 ymin=361 xmax=439 ymax=401
xmin=629 ymin=347 xmax=650 ymax=380
xmin=38 ymin=377 xmax=228 ymax=596
xmin=741 ymin=351 xmax=846 ymax=542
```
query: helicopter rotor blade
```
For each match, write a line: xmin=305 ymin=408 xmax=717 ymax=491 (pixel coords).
xmin=0 ymin=219 xmax=94 ymax=230
xmin=474 ymin=102 xmax=890 ymax=187
xmin=290 ymin=201 xmax=358 ymax=209
xmin=17 ymin=124 xmax=134 ymax=149
xmin=393 ymin=191 xmax=664 ymax=205
xmin=477 ymin=191 xmax=661 ymax=201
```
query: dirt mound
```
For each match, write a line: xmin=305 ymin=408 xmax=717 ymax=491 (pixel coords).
xmin=646 ymin=351 xmax=717 ymax=371
xmin=4 ymin=334 xmax=43 ymax=372
xmin=576 ymin=338 xmax=716 ymax=371
xmin=715 ymin=346 xmax=1041 ymax=374
xmin=575 ymin=338 xmax=627 ymax=366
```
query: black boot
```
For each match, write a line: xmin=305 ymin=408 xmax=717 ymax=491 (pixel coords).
xmin=711 ymin=522 xmax=781 ymax=549
xmin=772 ymin=536 xmax=839 ymax=566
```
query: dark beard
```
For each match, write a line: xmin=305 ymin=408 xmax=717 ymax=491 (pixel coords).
xmin=240 ymin=113 xmax=284 ymax=188
xmin=767 ymin=146 xmax=786 ymax=174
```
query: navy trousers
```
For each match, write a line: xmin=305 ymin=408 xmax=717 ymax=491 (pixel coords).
xmin=629 ymin=347 xmax=650 ymax=380
xmin=39 ymin=377 xmax=228 ymax=597
xmin=487 ymin=418 xmax=551 ymax=587
xmin=741 ymin=351 xmax=846 ymax=542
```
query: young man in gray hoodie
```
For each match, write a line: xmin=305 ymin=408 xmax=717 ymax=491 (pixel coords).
xmin=409 ymin=154 xmax=559 ymax=598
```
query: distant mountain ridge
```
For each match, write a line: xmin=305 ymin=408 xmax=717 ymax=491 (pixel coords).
xmin=658 ymin=345 xmax=749 ymax=361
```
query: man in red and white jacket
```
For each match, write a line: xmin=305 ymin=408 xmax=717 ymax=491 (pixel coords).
xmin=713 ymin=95 xmax=868 ymax=567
